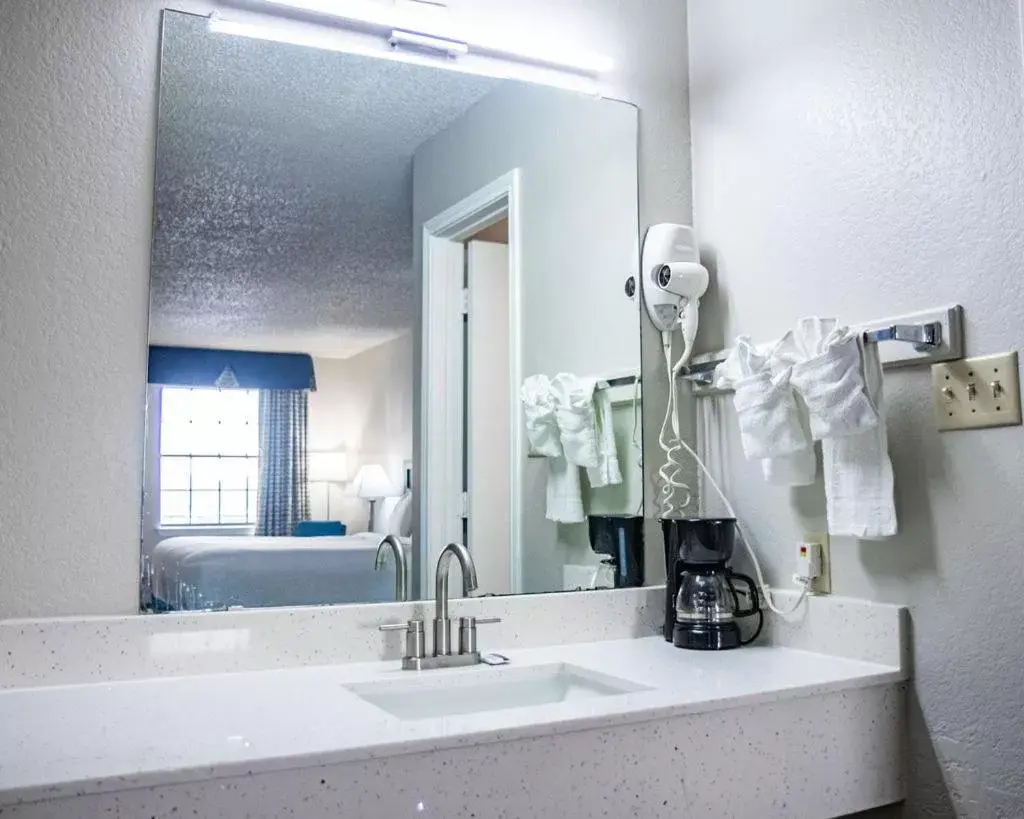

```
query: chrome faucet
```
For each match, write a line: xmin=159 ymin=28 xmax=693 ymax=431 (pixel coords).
xmin=374 ymin=535 xmax=408 ymax=602
xmin=378 ymin=542 xmax=500 ymax=670
xmin=434 ymin=541 xmax=478 ymax=654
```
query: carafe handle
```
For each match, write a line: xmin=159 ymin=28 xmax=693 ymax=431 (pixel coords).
xmin=728 ymin=571 xmax=760 ymax=618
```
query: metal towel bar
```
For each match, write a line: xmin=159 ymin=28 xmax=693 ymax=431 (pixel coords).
xmin=679 ymin=319 xmax=945 ymax=388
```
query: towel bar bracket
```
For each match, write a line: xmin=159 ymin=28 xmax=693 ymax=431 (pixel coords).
xmin=863 ymin=321 xmax=941 ymax=351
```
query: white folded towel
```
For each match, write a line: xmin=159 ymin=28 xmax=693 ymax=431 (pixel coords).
xmin=715 ymin=338 xmax=816 ymax=486
xmin=522 ymin=374 xmax=584 ymax=522
xmin=734 ymin=369 xmax=810 ymax=459
xmin=790 ymin=334 xmax=880 ymax=440
xmin=769 ymin=317 xmax=844 ymax=368
xmin=521 ymin=375 xmax=563 ymax=458
xmin=551 ymin=374 xmax=601 ymax=468
xmin=713 ymin=335 xmax=769 ymax=389
xmin=818 ymin=337 xmax=897 ymax=537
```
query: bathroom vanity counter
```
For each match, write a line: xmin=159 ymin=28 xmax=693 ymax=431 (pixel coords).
xmin=0 ymin=635 xmax=905 ymax=810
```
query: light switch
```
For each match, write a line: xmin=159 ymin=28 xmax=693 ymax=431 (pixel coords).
xmin=932 ymin=352 xmax=1022 ymax=431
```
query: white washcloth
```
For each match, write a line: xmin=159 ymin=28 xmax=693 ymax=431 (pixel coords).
xmin=715 ymin=338 xmax=816 ymax=486
xmin=818 ymin=337 xmax=897 ymax=538
xmin=790 ymin=334 xmax=880 ymax=440
xmin=521 ymin=375 xmax=563 ymax=457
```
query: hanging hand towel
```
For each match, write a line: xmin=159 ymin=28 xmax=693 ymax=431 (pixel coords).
xmin=586 ymin=380 xmax=623 ymax=488
xmin=551 ymin=374 xmax=602 ymax=468
xmin=546 ymin=454 xmax=585 ymax=523
xmin=818 ymin=337 xmax=897 ymax=538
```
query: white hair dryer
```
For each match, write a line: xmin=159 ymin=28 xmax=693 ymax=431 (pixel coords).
xmin=641 ymin=224 xmax=709 ymax=367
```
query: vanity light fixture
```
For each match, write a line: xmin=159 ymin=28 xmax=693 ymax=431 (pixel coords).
xmin=386 ymin=29 xmax=468 ymax=59
xmin=208 ymin=0 xmax=612 ymax=91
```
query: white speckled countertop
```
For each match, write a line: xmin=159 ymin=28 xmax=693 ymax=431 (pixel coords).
xmin=0 ymin=635 xmax=904 ymax=807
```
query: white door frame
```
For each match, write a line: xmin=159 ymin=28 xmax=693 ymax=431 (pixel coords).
xmin=420 ymin=169 xmax=523 ymax=598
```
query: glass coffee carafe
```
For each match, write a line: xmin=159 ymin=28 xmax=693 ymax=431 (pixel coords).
xmin=673 ymin=564 xmax=761 ymax=650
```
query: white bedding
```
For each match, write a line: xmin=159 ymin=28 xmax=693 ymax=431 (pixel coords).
xmin=151 ymin=533 xmax=408 ymax=611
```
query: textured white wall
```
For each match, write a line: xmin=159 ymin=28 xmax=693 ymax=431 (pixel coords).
xmin=0 ymin=0 xmax=689 ymax=617
xmin=687 ymin=1 xmax=1024 ymax=816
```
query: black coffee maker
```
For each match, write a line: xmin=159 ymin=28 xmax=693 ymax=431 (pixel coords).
xmin=662 ymin=518 xmax=762 ymax=650
xmin=588 ymin=515 xmax=644 ymax=587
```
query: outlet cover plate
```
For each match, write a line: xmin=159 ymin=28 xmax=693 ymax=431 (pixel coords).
xmin=804 ymin=531 xmax=831 ymax=595
xmin=932 ymin=352 xmax=1021 ymax=432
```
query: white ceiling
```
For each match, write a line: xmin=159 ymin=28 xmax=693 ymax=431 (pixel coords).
xmin=149 ymin=11 xmax=501 ymax=359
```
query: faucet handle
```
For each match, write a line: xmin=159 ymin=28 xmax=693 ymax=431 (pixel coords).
xmin=457 ymin=616 xmax=502 ymax=655
xmin=379 ymin=619 xmax=426 ymax=660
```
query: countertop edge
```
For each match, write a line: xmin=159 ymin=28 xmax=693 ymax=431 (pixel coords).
xmin=1 ymin=667 xmax=906 ymax=808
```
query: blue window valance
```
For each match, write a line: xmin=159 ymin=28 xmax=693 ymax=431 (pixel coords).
xmin=148 ymin=346 xmax=317 ymax=391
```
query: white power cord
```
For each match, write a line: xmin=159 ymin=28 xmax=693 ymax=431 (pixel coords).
xmin=629 ymin=374 xmax=644 ymax=517
xmin=657 ymin=316 xmax=809 ymax=617
xmin=657 ymin=330 xmax=693 ymax=516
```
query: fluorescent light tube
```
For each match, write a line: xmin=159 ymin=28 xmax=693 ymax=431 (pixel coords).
xmin=208 ymin=15 xmax=367 ymax=55
xmin=208 ymin=15 xmax=602 ymax=94
xmin=250 ymin=0 xmax=612 ymax=75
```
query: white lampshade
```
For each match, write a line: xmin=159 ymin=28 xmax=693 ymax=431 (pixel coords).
xmin=350 ymin=463 xmax=399 ymax=499
xmin=308 ymin=451 xmax=349 ymax=483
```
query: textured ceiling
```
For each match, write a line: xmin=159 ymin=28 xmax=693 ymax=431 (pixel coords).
xmin=150 ymin=11 xmax=500 ymax=358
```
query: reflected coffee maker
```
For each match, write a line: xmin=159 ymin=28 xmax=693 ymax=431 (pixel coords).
xmin=662 ymin=518 xmax=762 ymax=650
xmin=588 ymin=515 xmax=644 ymax=588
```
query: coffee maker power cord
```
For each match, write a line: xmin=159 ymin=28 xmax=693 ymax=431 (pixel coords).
xmin=659 ymin=330 xmax=809 ymax=618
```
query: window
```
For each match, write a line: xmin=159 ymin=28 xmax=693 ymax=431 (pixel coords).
xmin=158 ymin=387 xmax=260 ymax=526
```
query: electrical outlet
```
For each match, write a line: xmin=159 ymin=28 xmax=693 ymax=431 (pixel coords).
xmin=932 ymin=352 xmax=1022 ymax=432
xmin=803 ymin=531 xmax=831 ymax=594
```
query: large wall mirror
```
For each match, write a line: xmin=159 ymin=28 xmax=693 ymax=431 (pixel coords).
xmin=141 ymin=10 xmax=642 ymax=613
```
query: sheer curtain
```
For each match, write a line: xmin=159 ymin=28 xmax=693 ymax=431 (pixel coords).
xmin=256 ymin=389 xmax=310 ymax=536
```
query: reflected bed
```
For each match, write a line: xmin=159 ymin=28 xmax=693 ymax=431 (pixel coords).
xmin=150 ymin=533 xmax=407 ymax=611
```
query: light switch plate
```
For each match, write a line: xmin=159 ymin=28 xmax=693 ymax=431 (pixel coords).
xmin=803 ymin=531 xmax=831 ymax=594
xmin=932 ymin=352 xmax=1022 ymax=432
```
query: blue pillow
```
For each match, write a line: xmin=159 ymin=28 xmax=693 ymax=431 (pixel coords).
xmin=293 ymin=520 xmax=347 ymax=537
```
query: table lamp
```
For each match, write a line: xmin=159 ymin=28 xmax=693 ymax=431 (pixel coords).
xmin=350 ymin=463 xmax=400 ymax=532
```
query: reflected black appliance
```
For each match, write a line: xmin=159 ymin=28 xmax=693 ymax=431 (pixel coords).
xmin=588 ymin=515 xmax=644 ymax=588
xmin=662 ymin=518 xmax=762 ymax=650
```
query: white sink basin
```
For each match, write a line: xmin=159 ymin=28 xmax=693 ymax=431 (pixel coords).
xmin=346 ymin=662 xmax=649 ymax=721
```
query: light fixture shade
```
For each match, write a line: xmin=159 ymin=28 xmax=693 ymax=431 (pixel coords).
xmin=309 ymin=451 xmax=349 ymax=482
xmin=351 ymin=463 xmax=400 ymax=499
